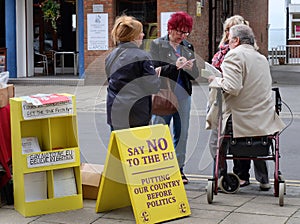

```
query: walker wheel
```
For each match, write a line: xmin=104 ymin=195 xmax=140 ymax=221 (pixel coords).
xmin=279 ymin=182 xmax=285 ymax=206
xmin=207 ymin=180 xmax=214 ymax=204
xmin=278 ymin=174 xmax=286 ymax=195
xmin=219 ymin=173 xmax=240 ymax=194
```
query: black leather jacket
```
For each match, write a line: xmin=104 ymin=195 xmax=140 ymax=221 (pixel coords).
xmin=150 ymin=35 xmax=199 ymax=96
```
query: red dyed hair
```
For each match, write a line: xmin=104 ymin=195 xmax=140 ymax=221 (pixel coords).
xmin=167 ymin=11 xmax=193 ymax=32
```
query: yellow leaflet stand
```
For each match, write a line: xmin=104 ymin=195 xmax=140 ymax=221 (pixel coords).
xmin=96 ymin=124 xmax=191 ymax=223
xmin=10 ymin=94 xmax=83 ymax=217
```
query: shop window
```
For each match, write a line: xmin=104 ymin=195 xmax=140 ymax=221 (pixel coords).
xmin=293 ymin=14 xmax=300 ymax=19
xmin=290 ymin=12 xmax=300 ymax=39
xmin=143 ymin=23 xmax=157 ymax=51
xmin=116 ymin=0 xmax=157 ymax=51
xmin=291 ymin=21 xmax=300 ymax=38
xmin=33 ymin=0 xmax=76 ymax=74
xmin=295 ymin=25 xmax=300 ymax=38
xmin=117 ymin=0 xmax=157 ymax=23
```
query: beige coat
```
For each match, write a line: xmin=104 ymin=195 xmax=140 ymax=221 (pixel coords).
xmin=209 ymin=44 xmax=285 ymax=138
xmin=205 ymin=87 xmax=222 ymax=130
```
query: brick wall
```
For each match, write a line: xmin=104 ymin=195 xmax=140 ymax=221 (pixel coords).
xmin=83 ymin=0 xmax=114 ymax=84
xmin=236 ymin=0 xmax=269 ymax=56
xmin=157 ymin=0 xmax=209 ymax=68
xmin=288 ymin=39 xmax=300 ymax=45
xmin=82 ymin=0 xmax=269 ymax=84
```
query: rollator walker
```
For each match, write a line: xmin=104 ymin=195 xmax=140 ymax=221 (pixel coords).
xmin=206 ymin=87 xmax=286 ymax=206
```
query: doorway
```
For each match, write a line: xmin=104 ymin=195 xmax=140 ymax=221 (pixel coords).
xmin=33 ymin=0 xmax=77 ymax=76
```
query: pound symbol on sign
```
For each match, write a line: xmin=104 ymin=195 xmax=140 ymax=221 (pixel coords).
xmin=141 ymin=210 xmax=150 ymax=223
xmin=179 ymin=202 xmax=187 ymax=213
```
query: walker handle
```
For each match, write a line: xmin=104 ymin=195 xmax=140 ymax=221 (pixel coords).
xmin=272 ymin=87 xmax=282 ymax=114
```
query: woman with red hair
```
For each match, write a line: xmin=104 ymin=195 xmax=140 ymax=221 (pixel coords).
xmin=150 ymin=11 xmax=199 ymax=184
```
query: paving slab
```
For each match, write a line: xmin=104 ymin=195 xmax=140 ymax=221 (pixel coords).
xmin=221 ymin=213 xmax=288 ymax=224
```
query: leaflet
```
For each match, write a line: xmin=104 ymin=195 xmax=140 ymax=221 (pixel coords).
xmin=177 ymin=58 xmax=196 ymax=69
xmin=22 ymin=137 xmax=41 ymax=154
xmin=204 ymin=62 xmax=222 ymax=78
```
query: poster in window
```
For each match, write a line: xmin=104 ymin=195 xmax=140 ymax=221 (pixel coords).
xmin=160 ymin=12 xmax=174 ymax=37
xmin=87 ymin=13 xmax=108 ymax=50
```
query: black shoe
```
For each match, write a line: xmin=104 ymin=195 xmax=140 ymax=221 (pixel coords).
xmin=260 ymin=183 xmax=271 ymax=191
xmin=240 ymin=180 xmax=250 ymax=187
xmin=180 ymin=170 xmax=188 ymax=185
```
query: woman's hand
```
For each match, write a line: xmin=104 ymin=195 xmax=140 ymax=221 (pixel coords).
xmin=183 ymin=59 xmax=195 ymax=71
xmin=208 ymin=75 xmax=216 ymax=83
xmin=176 ymin=57 xmax=195 ymax=71
xmin=176 ymin=57 xmax=187 ymax=69
xmin=155 ymin=67 xmax=161 ymax=76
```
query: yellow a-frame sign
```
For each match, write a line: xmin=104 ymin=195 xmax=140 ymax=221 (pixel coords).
xmin=95 ymin=124 xmax=191 ymax=223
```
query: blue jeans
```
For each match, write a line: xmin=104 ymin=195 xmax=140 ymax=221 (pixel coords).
xmin=151 ymin=96 xmax=191 ymax=169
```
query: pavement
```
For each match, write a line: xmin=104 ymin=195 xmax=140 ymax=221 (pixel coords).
xmin=1 ymin=74 xmax=300 ymax=223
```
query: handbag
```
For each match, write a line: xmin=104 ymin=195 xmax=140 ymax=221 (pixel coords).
xmin=152 ymin=78 xmax=179 ymax=116
xmin=222 ymin=116 xmax=272 ymax=157
xmin=226 ymin=136 xmax=272 ymax=157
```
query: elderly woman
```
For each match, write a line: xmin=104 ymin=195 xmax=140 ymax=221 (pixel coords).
xmin=207 ymin=15 xmax=257 ymax=188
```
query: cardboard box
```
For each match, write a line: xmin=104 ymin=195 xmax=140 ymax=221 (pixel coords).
xmin=0 ymin=84 xmax=14 ymax=108
xmin=80 ymin=163 xmax=104 ymax=200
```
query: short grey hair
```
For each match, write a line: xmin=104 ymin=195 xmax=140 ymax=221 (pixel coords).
xmin=229 ymin=24 xmax=255 ymax=46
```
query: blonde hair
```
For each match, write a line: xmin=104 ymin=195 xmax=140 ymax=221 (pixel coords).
xmin=111 ymin=15 xmax=143 ymax=46
xmin=219 ymin=15 xmax=258 ymax=50
xmin=219 ymin=15 xmax=249 ymax=47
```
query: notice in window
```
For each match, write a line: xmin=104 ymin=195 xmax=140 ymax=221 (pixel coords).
xmin=87 ymin=13 xmax=108 ymax=50
xmin=160 ymin=12 xmax=175 ymax=37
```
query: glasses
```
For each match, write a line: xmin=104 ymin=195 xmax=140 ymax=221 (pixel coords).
xmin=175 ymin=30 xmax=190 ymax=36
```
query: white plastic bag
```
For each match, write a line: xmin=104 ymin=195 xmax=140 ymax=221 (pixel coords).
xmin=0 ymin=71 xmax=9 ymax=88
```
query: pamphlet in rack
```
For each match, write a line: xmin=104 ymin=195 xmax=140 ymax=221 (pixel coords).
xmin=22 ymin=137 xmax=41 ymax=154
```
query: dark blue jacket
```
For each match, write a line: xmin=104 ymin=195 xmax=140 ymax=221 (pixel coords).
xmin=106 ymin=42 xmax=160 ymax=129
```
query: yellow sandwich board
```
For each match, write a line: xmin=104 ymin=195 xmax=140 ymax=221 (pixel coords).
xmin=95 ymin=124 xmax=191 ymax=223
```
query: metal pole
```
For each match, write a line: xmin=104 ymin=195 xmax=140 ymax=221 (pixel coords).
xmin=286 ymin=5 xmax=289 ymax=63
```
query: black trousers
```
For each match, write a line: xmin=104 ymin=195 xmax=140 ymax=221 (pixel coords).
xmin=233 ymin=160 xmax=251 ymax=181
xmin=233 ymin=159 xmax=269 ymax=183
